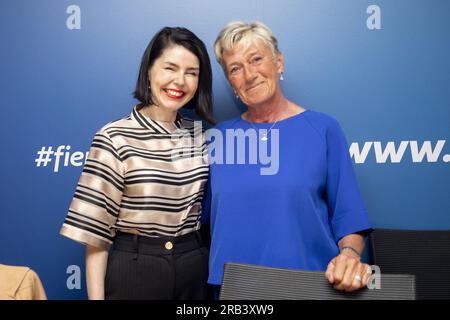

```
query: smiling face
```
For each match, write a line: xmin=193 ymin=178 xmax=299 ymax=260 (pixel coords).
xmin=223 ymin=40 xmax=284 ymax=108
xmin=148 ymin=45 xmax=200 ymax=111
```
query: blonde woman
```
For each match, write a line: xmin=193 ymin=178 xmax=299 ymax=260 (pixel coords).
xmin=207 ymin=21 xmax=372 ymax=296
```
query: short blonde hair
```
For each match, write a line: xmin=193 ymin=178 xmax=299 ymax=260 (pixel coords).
xmin=214 ymin=21 xmax=279 ymax=70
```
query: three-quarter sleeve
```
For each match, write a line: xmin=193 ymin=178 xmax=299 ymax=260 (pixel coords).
xmin=60 ymin=129 xmax=124 ymax=250
xmin=325 ymin=118 xmax=372 ymax=243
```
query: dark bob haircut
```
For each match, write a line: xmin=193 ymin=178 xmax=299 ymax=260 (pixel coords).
xmin=134 ymin=27 xmax=215 ymax=124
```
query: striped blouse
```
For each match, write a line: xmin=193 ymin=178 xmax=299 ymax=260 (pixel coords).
xmin=60 ymin=106 xmax=209 ymax=250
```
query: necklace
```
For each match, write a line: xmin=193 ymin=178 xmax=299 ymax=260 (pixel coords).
xmin=140 ymin=107 xmax=179 ymax=132
xmin=160 ymin=119 xmax=180 ymax=133
xmin=247 ymin=119 xmax=279 ymax=141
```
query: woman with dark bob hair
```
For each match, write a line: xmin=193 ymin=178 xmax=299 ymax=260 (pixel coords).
xmin=60 ymin=27 xmax=214 ymax=299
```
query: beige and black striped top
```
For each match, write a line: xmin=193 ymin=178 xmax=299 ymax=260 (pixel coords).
xmin=60 ymin=106 xmax=208 ymax=250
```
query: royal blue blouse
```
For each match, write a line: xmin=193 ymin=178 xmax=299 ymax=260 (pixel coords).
xmin=204 ymin=110 xmax=372 ymax=285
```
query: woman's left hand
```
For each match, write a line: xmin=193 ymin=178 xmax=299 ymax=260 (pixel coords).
xmin=325 ymin=250 xmax=372 ymax=292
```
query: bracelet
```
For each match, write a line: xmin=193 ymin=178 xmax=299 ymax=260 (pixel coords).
xmin=340 ymin=246 xmax=361 ymax=258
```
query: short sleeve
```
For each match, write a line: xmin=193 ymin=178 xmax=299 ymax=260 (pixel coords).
xmin=325 ymin=118 xmax=373 ymax=243
xmin=60 ymin=129 xmax=124 ymax=250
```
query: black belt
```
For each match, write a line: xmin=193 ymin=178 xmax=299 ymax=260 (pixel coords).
xmin=112 ymin=231 xmax=205 ymax=259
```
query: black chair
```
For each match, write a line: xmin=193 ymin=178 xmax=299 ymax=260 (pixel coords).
xmin=219 ymin=263 xmax=415 ymax=300
xmin=369 ymin=228 xmax=450 ymax=299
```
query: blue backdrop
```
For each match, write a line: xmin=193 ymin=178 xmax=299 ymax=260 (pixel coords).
xmin=0 ymin=0 xmax=449 ymax=299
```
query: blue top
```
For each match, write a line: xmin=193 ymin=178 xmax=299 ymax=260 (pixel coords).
xmin=204 ymin=109 xmax=372 ymax=285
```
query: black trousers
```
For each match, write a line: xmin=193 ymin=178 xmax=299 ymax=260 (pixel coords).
xmin=105 ymin=231 xmax=209 ymax=300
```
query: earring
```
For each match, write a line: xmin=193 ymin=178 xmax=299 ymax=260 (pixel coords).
xmin=234 ymin=91 xmax=239 ymax=99
xmin=279 ymin=72 xmax=284 ymax=81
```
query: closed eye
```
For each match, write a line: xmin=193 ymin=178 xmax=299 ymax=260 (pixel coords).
xmin=186 ymin=70 xmax=199 ymax=76
xmin=250 ymin=56 xmax=263 ymax=64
